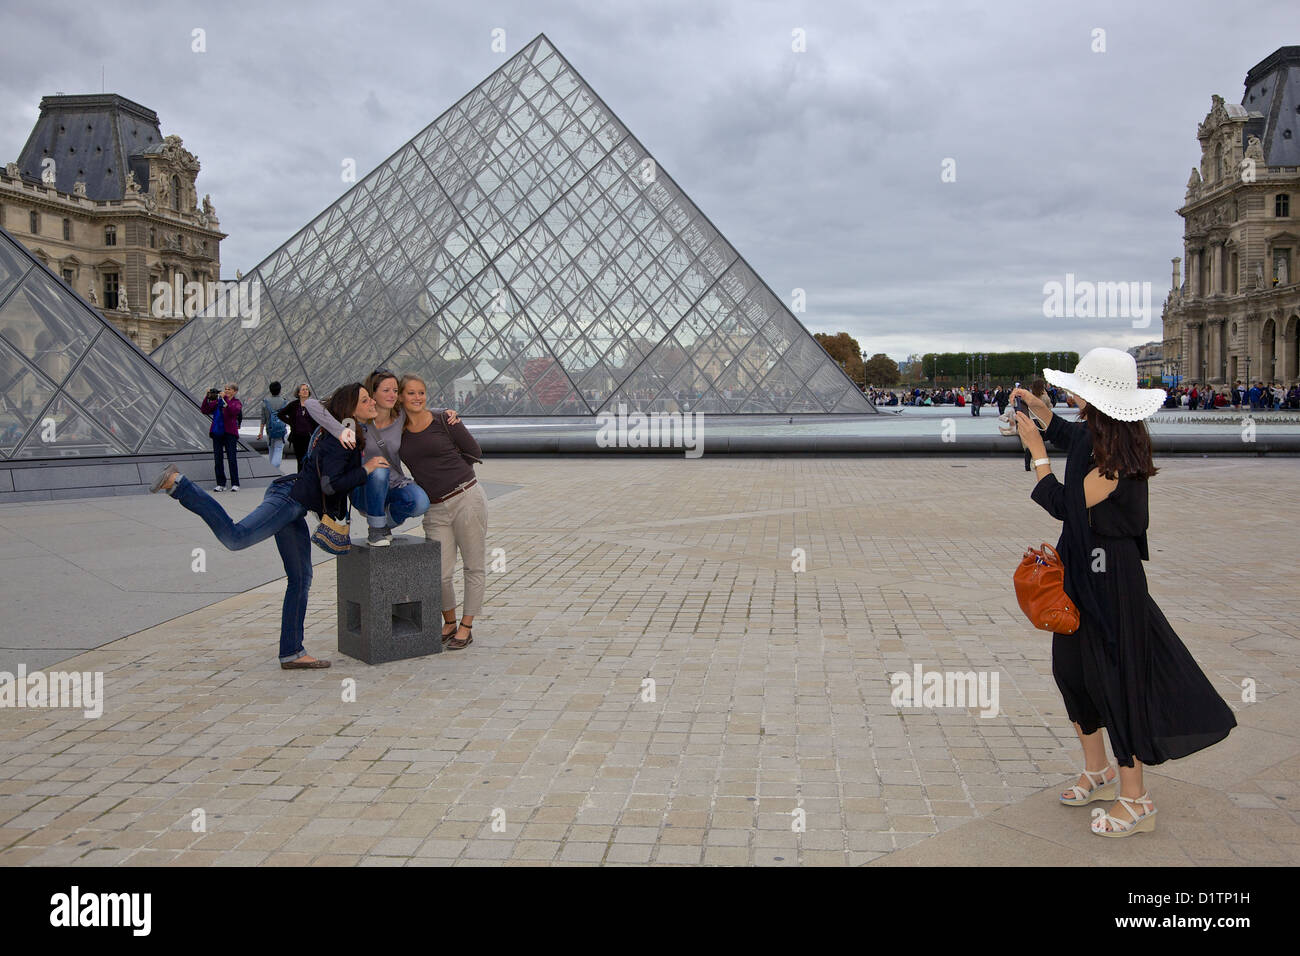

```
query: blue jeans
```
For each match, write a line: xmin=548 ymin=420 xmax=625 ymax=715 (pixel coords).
xmin=350 ymin=468 xmax=431 ymax=528
xmin=172 ymin=475 xmax=313 ymax=662
xmin=268 ymin=438 xmax=285 ymax=468
xmin=211 ymin=432 xmax=240 ymax=486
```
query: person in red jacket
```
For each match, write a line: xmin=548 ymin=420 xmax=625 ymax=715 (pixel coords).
xmin=201 ymin=383 xmax=243 ymax=492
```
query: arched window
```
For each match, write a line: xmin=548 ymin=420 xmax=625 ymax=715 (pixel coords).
xmin=171 ymin=175 xmax=181 ymax=211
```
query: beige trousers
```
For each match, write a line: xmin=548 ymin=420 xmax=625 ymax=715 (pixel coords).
xmin=421 ymin=481 xmax=488 ymax=618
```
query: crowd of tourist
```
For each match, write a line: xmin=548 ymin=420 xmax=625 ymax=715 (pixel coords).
xmin=1161 ymin=381 xmax=1298 ymax=410
xmin=869 ymin=384 xmax=1065 ymax=411
xmin=869 ymin=380 xmax=1300 ymax=413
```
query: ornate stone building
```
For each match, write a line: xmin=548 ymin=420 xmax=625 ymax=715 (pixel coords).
xmin=1162 ymin=47 xmax=1300 ymax=388
xmin=0 ymin=94 xmax=224 ymax=350
xmin=1127 ymin=341 xmax=1163 ymax=386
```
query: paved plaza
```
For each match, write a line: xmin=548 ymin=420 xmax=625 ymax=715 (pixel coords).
xmin=0 ymin=455 xmax=1296 ymax=866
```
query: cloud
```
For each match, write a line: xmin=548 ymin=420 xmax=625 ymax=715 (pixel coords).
xmin=2 ymin=0 xmax=1296 ymax=361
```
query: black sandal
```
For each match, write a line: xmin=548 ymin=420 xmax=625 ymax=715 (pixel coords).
xmin=445 ymin=620 xmax=473 ymax=650
xmin=441 ymin=620 xmax=458 ymax=645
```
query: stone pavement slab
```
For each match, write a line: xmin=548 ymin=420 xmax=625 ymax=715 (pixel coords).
xmin=0 ymin=456 xmax=1295 ymax=865
xmin=0 ymin=473 xmax=518 ymax=672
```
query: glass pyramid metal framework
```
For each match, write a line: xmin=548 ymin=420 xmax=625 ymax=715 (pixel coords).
xmin=152 ymin=35 xmax=876 ymax=416
xmin=0 ymin=225 xmax=214 ymax=461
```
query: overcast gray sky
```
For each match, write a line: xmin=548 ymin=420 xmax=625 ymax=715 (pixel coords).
xmin=3 ymin=0 xmax=1297 ymax=361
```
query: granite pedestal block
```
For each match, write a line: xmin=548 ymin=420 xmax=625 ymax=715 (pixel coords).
xmin=336 ymin=535 xmax=442 ymax=664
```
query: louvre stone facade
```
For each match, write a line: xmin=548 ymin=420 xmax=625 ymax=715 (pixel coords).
xmin=0 ymin=94 xmax=225 ymax=351
xmin=1162 ymin=47 xmax=1300 ymax=389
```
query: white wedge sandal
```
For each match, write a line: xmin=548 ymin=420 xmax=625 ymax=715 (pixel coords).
xmin=1090 ymin=792 xmax=1157 ymax=837
xmin=1060 ymin=766 xmax=1117 ymax=806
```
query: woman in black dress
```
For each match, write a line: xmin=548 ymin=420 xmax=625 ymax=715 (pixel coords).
xmin=277 ymin=383 xmax=315 ymax=465
xmin=1013 ymin=348 xmax=1236 ymax=838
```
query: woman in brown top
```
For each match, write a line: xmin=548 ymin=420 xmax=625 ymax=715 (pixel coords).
xmin=399 ymin=374 xmax=486 ymax=650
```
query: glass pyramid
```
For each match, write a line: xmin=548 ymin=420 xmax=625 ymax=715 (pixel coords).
xmin=152 ymin=35 xmax=876 ymax=416
xmin=0 ymin=226 xmax=213 ymax=460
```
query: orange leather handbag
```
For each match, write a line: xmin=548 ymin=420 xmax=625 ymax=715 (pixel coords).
xmin=1014 ymin=544 xmax=1080 ymax=634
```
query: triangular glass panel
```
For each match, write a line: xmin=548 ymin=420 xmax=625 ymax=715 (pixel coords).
xmin=138 ymin=393 xmax=214 ymax=455
xmin=11 ymin=394 xmax=129 ymax=458
xmin=0 ymin=337 xmax=57 ymax=458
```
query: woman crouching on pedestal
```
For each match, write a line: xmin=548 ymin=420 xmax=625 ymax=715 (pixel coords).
xmin=304 ymin=369 xmax=431 ymax=547
xmin=1013 ymin=348 xmax=1236 ymax=838
xmin=150 ymin=383 xmax=386 ymax=669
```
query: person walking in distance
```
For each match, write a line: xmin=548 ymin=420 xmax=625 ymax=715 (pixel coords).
xmin=1013 ymin=348 xmax=1236 ymax=838
xmin=202 ymin=382 xmax=242 ymax=492
xmin=258 ymin=381 xmax=290 ymax=469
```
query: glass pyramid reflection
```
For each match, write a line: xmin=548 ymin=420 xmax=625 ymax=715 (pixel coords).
xmin=152 ymin=35 xmax=876 ymax=416
xmin=0 ymin=226 xmax=212 ymax=460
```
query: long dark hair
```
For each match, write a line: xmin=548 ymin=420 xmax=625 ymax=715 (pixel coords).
xmin=1080 ymin=405 xmax=1157 ymax=479
xmin=325 ymin=382 xmax=366 ymax=457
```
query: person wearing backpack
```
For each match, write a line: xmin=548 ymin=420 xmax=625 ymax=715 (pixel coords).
xmin=201 ymin=382 xmax=243 ymax=492
xmin=258 ymin=381 xmax=290 ymax=469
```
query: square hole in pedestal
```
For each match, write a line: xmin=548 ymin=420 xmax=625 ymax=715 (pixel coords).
xmin=345 ymin=601 xmax=361 ymax=635
xmin=392 ymin=600 xmax=422 ymax=639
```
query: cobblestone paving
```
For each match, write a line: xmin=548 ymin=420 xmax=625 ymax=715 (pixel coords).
xmin=0 ymin=456 xmax=1295 ymax=866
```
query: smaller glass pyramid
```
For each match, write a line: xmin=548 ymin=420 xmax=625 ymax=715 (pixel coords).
xmin=0 ymin=225 xmax=213 ymax=460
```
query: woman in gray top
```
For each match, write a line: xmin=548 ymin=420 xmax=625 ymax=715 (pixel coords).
xmin=306 ymin=369 xmax=431 ymax=546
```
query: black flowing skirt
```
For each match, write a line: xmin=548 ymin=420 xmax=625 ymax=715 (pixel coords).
xmin=1051 ymin=533 xmax=1237 ymax=766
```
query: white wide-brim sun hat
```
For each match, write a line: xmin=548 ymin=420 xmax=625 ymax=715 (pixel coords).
xmin=1043 ymin=347 xmax=1166 ymax=422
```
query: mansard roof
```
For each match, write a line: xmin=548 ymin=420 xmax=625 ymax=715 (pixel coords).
xmin=15 ymin=94 xmax=163 ymax=201
xmin=1241 ymin=46 xmax=1300 ymax=167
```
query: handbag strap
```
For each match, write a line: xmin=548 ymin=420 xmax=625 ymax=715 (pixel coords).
xmin=369 ymin=424 xmax=409 ymax=481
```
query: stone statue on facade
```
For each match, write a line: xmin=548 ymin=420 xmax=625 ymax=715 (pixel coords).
xmin=118 ymin=286 xmax=128 ymax=312
xmin=73 ymin=180 xmax=87 ymax=197
xmin=3 ymin=162 xmax=18 ymax=180
xmin=159 ymin=134 xmax=200 ymax=173
xmin=124 ymin=170 xmax=140 ymax=196
xmin=1278 ymin=258 xmax=1289 ymax=286
xmin=1255 ymin=263 xmax=1265 ymax=290
xmin=1186 ymin=167 xmax=1201 ymax=199
xmin=156 ymin=176 xmax=169 ymax=205
xmin=87 ymin=285 xmax=97 ymax=305
xmin=1246 ymin=136 xmax=1265 ymax=163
